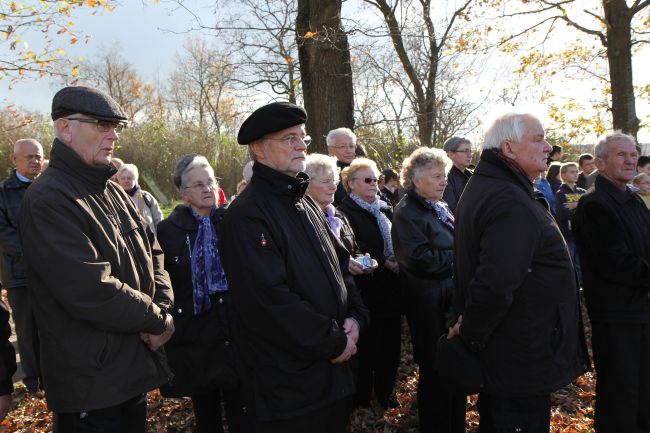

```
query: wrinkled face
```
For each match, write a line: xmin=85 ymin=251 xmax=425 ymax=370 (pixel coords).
xmin=307 ymin=168 xmax=338 ymax=209
xmin=328 ymin=135 xmax=356 ymax=164
xmin=504 ymin=116 xmax=552 ymax=180
xmin=349 ymin=167 xmax=379 ymax=203
xmin=413 ymin=164 xmax=447 ymax=202
xmin=251 ymin=124 xmax=307 ymax=177
xmin=182 ymin=166 xmax=218 ymax=214
xmin=117 ymin=171 xmax=136 ymax=191
xmin=447 ymin=141 xmax=472 ymax=170
xmin=561 ymin=166 xmax=579 ymax=184
xmin=56 ymin=115 xmax=119 ymax=166
xmin=596 ymin=138 xmax=639 ymax=188
xmin=12 ymin=140 xmax=43 ymax=180
xmin=580 ymin=158 xmax=596 ymax=175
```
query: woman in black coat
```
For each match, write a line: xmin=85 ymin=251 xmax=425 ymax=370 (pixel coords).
xmin=391 ymin=147 xmax=465 ymax=433
xmin=337 ymin=158 xmax=401 ymax=409
xmin=156 ymin=154 xmax=253 ymax=433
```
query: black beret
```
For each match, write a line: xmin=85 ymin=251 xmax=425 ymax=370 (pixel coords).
xmin=237 ymin=102 xmax=307 ymax=145
xmin=51 ymin=86 xmax=128 ymax=123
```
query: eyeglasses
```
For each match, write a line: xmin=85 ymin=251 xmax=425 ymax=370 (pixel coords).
xmin=452 ymin=149 xmax=472 ymax=155
xmin=67 ymin=117 xmax=125 ymax=133
xmin=316 ymin=178 xmax=340 ymax=186
xmin=266 ymin=135 xmax=312 ymax=147
xmin=354 ymin=177 xmax=378 ymax=184
xmin=332 ymin=144 xmax=355 ymax=151
xmin=183 ymin=180 xmax=217 ymax=191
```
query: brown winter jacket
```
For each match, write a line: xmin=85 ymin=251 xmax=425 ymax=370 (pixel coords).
xmin=18 ymin=139 xmax=174 ymax=413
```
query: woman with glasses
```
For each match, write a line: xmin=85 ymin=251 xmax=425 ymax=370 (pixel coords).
xmin=337 ymin=158 xmax=402 ymax=410
xmin=391 ymin=147 xmax=465 ymax=433
xmin=442 ymin=136 xmax=473 ymax=213
xmin=156 ymin=154 xmax=253 ymax=433
xmin=116 ymin=163 xmax=163 ymax=233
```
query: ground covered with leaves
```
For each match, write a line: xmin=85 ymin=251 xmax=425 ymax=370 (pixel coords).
xmin=2 ymin=322 xmax=596 ymax=433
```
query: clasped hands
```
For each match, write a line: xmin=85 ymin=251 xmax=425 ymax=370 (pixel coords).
xmin=140 ymin=313 xmax=175 ymax=351
xmin=331 ymin=318 xmax=359 ymax=364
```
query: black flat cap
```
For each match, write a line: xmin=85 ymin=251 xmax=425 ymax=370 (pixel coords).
xmin=237 ymin=102 xmax=307 ymax=145
xmin=51 ymin=86 xmax=128 ymax=123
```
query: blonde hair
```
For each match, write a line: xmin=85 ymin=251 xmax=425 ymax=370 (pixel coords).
xmin=340 ymin=158 xmax=380 ymax=192
xmin=400 ymin=147 xmax=451 ymax=190
xmin=559 ymin=162 xmax=578 ymax=182
xmin=633 ymin=172 xmax=649 ymax=186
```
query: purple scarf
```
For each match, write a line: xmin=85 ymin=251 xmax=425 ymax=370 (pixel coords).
xmin=324 ymin=204 xmax=344 ymax=238
xmin=190 ymin=207 xmax=228 ymax=315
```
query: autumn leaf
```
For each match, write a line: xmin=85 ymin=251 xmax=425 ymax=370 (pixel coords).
xmin=304 ymin=31 xmax=317 ymax=39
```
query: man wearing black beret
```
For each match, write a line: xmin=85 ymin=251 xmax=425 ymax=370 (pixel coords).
xmin=18 ymin=86 xmax=175 ymax=432
xmin=220 ymin=102 xmax=369 ymax=433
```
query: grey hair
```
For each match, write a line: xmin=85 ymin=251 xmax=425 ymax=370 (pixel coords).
xmin=117 ymin=163 xmax=139 ymax=182
xmin=443 ymin=136 xmax=471 ymax=152
xmin=594 ymin=131 xmax=636 ymax=159
xmin=326 ymin=127 xmax=356 ymax=147
xmin=400 ymin=147 xmax=451 ymax=190
xmin=482 ymin=113 xmax=535 ymax=150
xmin=304 ymin=153 xmax=340 ymax=181
xmin=172 ymin=154 xmax=215 ymax=190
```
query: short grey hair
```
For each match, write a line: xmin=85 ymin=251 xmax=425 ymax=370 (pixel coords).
xmin=594 ymin=131 xmax=636 ymax=159
xmin=305 ymin=153 xmax=339 ymax=181
xmin=117 ymin=163 xmax=139 ymax=182
xmin=482 ymin=113 xmax=535 ymax=150
xmin=443 ymin=136 xmax=471 ymax=152
xmin=400 ymin=147 xmax=451 ymax=190
xmin=172 ymin=154 xmax=215 ymax=190
xmin=326 ymin=127 xmax=356 ymax=147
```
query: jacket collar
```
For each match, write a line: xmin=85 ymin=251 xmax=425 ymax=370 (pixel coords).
xmin=405 ymin=188 xmax=434 ymax=210
xmin=450 ymin=165 xmax=472 ymax=178
xmin=594 ymin=174 xmax=638 ymax=205
xmin=49 ymin=138 xmax=117 ymax=193
xmin=167 ymin=204 xmax=224 ymax=231
xmin=474 ymin=149 xmax=535 ymax=197
xmin=251 ymin=161 xmax=310 ymax=200
xmin=4 ymin=170 xmax=31 ymax=189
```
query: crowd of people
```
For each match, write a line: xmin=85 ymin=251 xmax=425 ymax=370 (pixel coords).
xmin=0 ymin=85 xmax=647 ymax=433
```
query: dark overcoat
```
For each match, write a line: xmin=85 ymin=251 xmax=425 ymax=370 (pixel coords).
xmin=156 ymin=205 xmax=238 ymax=397
xmin=452 ymin=149 xmax=588 ymax=396
xmin=0 ymin=170 xmax=29 ymax=289
xmin=219 ymin=162 xmax=369 ymax=422
xmin=337 ymin=196 xmax=401 ymax=318
xmin=442 ymin=165 xmax=472 ymax=213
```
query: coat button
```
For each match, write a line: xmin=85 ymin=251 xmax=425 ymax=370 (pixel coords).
xmin=225 ymin=340 xmax=230 ymax=346
xmin=177 ymin=308 xmax=183 ymax=314
xmin=218 ymin=297 xmax=224 ymax=304
xmin=527 ymin=268 xmax=532 ymax=273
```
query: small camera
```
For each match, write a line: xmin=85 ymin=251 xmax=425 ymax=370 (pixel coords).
xmin=357 ymin=255 xmax=373 ymax=270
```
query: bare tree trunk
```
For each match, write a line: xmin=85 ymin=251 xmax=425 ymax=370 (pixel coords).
xmin=603 ymin=0 xmax=639 ymax=139
xmin=296 ymin=0 xmax=355 ymax=154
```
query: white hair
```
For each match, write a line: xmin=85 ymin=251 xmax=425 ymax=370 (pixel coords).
xmin=400 ymin=147 xmax=451 ymax=190
xmin=482 ymin=113 xmax=536 ymax=150
xmin=117 ymin=163 xmax=139 ymax=182
xmin=594 ymin=131 xmax=636 ymax=159
xmin=326 ymin=127 xmax=356 ymax=147
xmin=304 ymin=153 xmax=340 ymax=181
xmin=172 ymin=154 xmax=216 ymax=190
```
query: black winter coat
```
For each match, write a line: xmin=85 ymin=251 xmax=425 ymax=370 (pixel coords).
xmin=0 ymin=170 xmax=30 ymax=289
xmin=573 ymin=175 xmax=650 ymax=324
xmin=453 ymin=149 xmax=587 ymax=396
xmin=0 ymin=300 xmax=16 ymax=396
xmin=338 ymin=196 xmax=401 ymax=318
xmin=156 ymin=205 xmax=238 ymax=397
xmin=392 ymin=189 xmax=454 ymax=364
xmin=220 ymin=162 xmax=369 ymax=422
xmin=442 ymin=165 xmax=472 ymax=213
xmin=333 ymin=160 xmax=350 ymax=206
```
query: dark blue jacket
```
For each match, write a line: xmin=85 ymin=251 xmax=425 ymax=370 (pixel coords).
xmin=0 ymin=170 xmax=31 ymax=289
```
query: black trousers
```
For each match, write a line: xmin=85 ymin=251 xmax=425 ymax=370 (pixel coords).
xmin=591 ymin=322 xmax=650 ymax=433
xmin=355 ymin=315 xmax=401 ymax=407
xmin=476 ymin=393 xmax=551 ymax=433
xmin=53 ymin=394 xmax=146 ymax=433
xmin=6 ymin=286 xmax=40 ymax=388
xmin=417 ymin=362 xmax=466 ymax=433
xmin=191 ymin=387 xmax=255 ymax=433
xmin=256 ymin=396 xmax=353 ymax=433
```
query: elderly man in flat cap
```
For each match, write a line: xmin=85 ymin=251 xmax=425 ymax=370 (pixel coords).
xmin=18 ymin=86 xmax=174 ymax=433
xmin=219 ymin=102 xmax=369 ymax=433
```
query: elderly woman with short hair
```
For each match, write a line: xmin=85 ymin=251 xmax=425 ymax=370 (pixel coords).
xmin=391 ymin=147 xmax=465 ymax=433
xmin=337 ymin=158 xmax=401 ymax=409
xmin=116 ymin=163 xmax=163 ymax=232
xmin=156 ymin=154 xmax=253 ymax=433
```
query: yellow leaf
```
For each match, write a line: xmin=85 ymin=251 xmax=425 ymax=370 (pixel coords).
xmin=70 ymin=38 xmax=78 ymax=44
xmin=87 ymin=0 xmax=96 ymax=6
xmin=58 ymin=49 xmax=65 ymax=54
xmin=304 ymin=31 xmax=317 ymax=39
xmin=71 ymin=67 xmax=80 ymax=75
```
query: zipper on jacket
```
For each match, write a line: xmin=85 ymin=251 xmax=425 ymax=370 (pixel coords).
xmin=186 ymin=234 xmax=192 ymax=258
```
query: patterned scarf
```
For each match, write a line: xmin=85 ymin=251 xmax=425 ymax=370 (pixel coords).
xmin=190 ymin=207 xmax=228 ymax=315
xmin=424 ymin=198 xmax=455 ymax=232
xmin=349 ymin=193 xmax=394 ymax=259
xmin=324 ymin=204 xmax=344 ymax=239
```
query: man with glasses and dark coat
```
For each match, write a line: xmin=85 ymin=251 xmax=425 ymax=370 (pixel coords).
xmin=442 ymin=136 xmax=473 ymax=213
xmin=220 ymin=102 xmax=369 ymax=433
xmin=18 ymin=86 xmax=175 ymax=432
